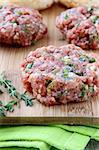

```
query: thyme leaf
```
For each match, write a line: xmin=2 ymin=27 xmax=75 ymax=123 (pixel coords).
xmin=0 ymin=89 xmax=3 ymax=94
xmin=79 ymin=84 xmax=86 ymax=98
xmin=26 ymin=62 xmax=34 ymax=69
xmin=0 ymin=100 xmax=17 ymax=116
xmin=20 ymin=91 xmax=33 ymax=106
xmin=4 ymin=100 xmax=18 ymax=112
xmin=0 ymin=107 xmax=6 ymax=117
xmin=64 ymin=14 xmax=69 ymax=20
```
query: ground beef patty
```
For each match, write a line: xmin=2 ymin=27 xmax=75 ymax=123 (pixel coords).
xmin=56 ymin=6 xmax=99 ymax=50
xmin=0 ymin=5 xmax=47 ymax=46
xmin=21 ymin=44 xmax=99 ymax=106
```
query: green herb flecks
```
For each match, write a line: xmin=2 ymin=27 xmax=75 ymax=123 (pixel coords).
xmin=45 ymin=80 xmax=52 ymax=87
xmin=61 ymin=56 xmax=71 ymax=64
xmin=91 ymin=16 xmax=99 ymax=24
xmin=79 ymin=84 xmax=87 ymax=98
xmin=95 ymin=35 xmax=99 ymax=40
xmin=75 ymin=22 xmax=80 ymax=28
xmin=89 ymin=86 xmax=94 ymax=93
xmin=56 ymin=91 xmax=63 ymax=98
xmin=68 ymin=63 xmax=73 ymax=67
xmin=64 ymin=14 xmax=69 ymax=20
xmin=79 ymin=55 xmax=96 ymax=63
xmin=79 ymin=55 xmax=89 ymax=62
xmin=75 ymin=71 xmax=84 ymax=76
xmin=11 ymin=20 xmax=19 ymax=25
xmin=79 ymin=84 xmax=95 ymax=98
xmin=26 ymin=62 xmax=34 ymax=69
xmin=89 ymin=57 xmax=96 ymax=63
xmin=23 ymin=25 xmax=30 ymax=33
xmin=63 ymin=69 xmax=69 ymax=78
xmin=31 ymin=41 xmax=36 ymax=45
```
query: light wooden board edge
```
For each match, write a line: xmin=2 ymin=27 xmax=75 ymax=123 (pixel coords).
xmin=0 ymin=117 xmax=99 ymax=125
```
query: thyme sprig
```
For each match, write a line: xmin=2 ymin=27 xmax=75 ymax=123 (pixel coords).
xmin=0 ymin=101 xmax=6 ymax=116
xmin=0 ymin=100 xmax=18 ymax=116
xmin=4 ymin=100 xmax=18 ymax=112
xmin=0 ymin=72 xmax=34 ymax=116
xmin=0 ymin=107 xmax=6 ymax=116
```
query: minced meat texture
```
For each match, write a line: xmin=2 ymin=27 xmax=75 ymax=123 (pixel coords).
xmin=21 ymin=44 xmax=99 ymax=106
xmin=56 ymin=6 xmax=99 ymax=50
xmin=0 ymin=5 xmax=47 ymax=46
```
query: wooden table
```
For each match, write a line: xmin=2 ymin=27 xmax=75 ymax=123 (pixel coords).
xmin=0 ymin=4 xmax=99 ymax=124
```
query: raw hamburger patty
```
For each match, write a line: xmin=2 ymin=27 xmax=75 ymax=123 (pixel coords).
xmin=21 ymin=44 xmax=99 ymax=106
xmin=0 ymin=5 xmax=47 ymax=46
xmin=56 ymin=6 xmax=99 ymax=50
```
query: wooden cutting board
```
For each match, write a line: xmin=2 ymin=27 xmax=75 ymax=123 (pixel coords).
xmin=0 ymin=4 xmax=99 ymax=121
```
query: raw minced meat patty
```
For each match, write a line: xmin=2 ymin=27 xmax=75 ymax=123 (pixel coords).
xmin=0 ymin=5 xmax=47 ymax=46
xmin=56 ymin=6 xmax=99 ymax=50
xmin=21 ymin=44 xmax=99 ymax=106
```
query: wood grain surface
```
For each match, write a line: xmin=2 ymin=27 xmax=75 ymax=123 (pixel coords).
xmin=0 ymin=4 xmax=99 ymax=120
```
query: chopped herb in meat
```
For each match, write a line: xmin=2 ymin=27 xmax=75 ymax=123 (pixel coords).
xmin=56 ymin=91 xmax=63 ymax=98
xmin=89 ymin=57 xmax=96 ymax=63
xmin=45 ymin=80 xmax=52 ymax=87
xmin=79 ymin=55 xmax=89 ymax=62
xmin=61 ymin=57 xmax=71 ymax=64
xmin=23 ymin=25 xmax=30 ymax=33
xmin=96 ymin=35 xmax=99 ymax=40
xmin=75 ymin=71 xmax=84 ymax=76
xmin=79 ymin=55 xmax=96 ymax=63
xmin=91 ymin=16 xmax=99 ymax=23
xmin=11 ymin=20 xmax=19 ymax=25
xmin=75 ymin=22 xmax=80 ymax=28
xmin=63 ymin=69 xmax=69 ymax=78
xmin=64 ymin=14 xmax=69 ymax=20
xmin=79 ymin=84 xmax=86 ymax=98
xmin=79 ymin=57 xmax=87 ymax=62
xmin=68 ymin=63 xmax=74 ymax=67
xmin=31 ymin=41 xmax=36 ymax=45
xmin=26 ymin=62 xmax=34 ymax=69
xmin=89 ymin=86 xmax=94 ymax=93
